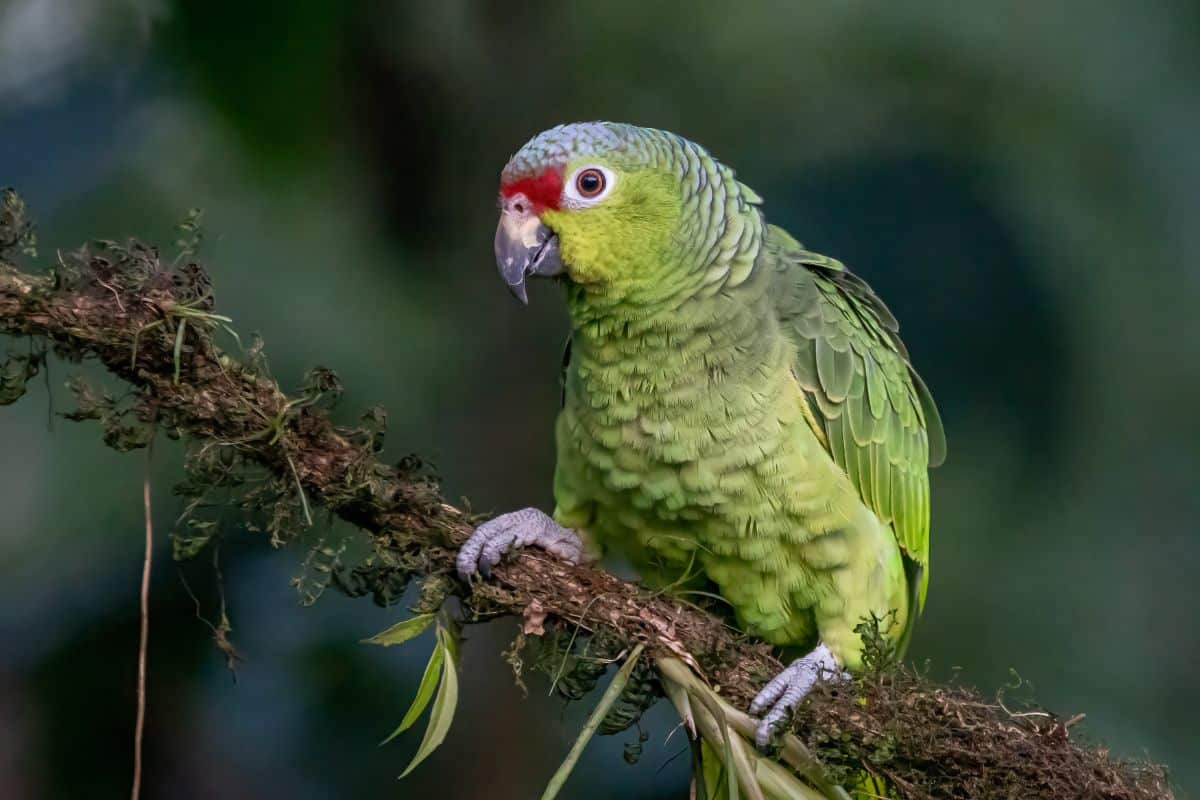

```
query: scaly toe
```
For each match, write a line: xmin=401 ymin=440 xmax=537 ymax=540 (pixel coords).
xmin=456 ymin=508 xmax=583 ymax=580
xmin=750 ymin=643 xmax=843 ymax=749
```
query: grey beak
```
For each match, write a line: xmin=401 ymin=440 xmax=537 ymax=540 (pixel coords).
xmin=494 ymin=195 xmax=563 ymax=304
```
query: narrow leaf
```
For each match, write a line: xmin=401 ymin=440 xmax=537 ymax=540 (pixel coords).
xmin=661 ymin=671 xmax=696 ymax=738
xmin=780 ymin=734 xmax=852 ymax=800
xmin=380 ymin=642 xmax=445 ymax=745
xmin=689 ymin=680 xmax=757 ymax=800
xmin=720 ymin=710 xmax=739 ymax=800
xmin=755 ymin=758 xmax=829 ymax=800
xmin=693 ymin=709 xmax=730 ymax=800
xmin=440 ymin=618 xmax=461 ymax=663
xmin=728 ymin=735 xmax=765 ymax=800
xmin=173 ymin=318 xmax=187 ymax=384
xmin=398 ymin=627 xmax=460 ymax=778
xmin=691 ymin=739 xmax=713 ymax=800
xmin=362 ymin=613 xmax=436 ymax=647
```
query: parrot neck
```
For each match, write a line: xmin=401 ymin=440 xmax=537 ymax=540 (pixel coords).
xmin=561 ymin=177 xmax=777 ymax=398
xmin=563 ymin=256 xmax=785 ymax=403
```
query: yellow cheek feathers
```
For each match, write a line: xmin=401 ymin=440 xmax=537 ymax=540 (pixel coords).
xmin=540 ymin=172 xmax=684 ymax=294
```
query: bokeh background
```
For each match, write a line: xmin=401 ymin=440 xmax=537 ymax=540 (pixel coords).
xmin=2 ymin=1 xmax=1198 ymax=798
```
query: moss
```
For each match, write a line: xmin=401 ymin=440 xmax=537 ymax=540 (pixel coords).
xmin=61 ymin=376 xmax=157 ymax=451
xmin=0 ymin=188 xmax=37 ymax=258
xmin=794 ymin=661 xmax=1171 ymax=799
xmin=519 ymin=621 xmax=663 ymax=736
xmin=0 ymin=349 xmax=43 ymax=405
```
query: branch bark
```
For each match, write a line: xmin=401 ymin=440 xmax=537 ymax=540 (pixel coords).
xmin=0 ymin=199 xmax=1174 ymax=799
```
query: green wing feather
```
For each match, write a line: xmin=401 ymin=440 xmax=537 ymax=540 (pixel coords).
xmin=769 ymin=225 xmax=945 ymax=612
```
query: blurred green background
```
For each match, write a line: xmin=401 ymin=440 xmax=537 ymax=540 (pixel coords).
xmin=2 ymin=1 xmax=1198 ymax=797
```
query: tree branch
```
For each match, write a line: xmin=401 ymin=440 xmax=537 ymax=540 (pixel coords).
xmin=0 ymin=243 xmax=775 ymax=699
xmin=0 ymin=193 xmax=1173 ymax=799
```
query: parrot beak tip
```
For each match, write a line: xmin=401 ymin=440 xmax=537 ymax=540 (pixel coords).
xmin=508 ymin=281 xmax=529 ymax=305
xmin=495 ymin=196 xmax=563 ymax=305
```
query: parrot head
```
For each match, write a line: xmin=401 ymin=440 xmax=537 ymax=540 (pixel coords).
xmin=494 ymin=121 xmax=711 ymax=304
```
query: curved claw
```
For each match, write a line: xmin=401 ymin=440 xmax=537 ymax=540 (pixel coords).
xmin=750 ymin=643 xmax=846 ymax=749
xmin=456 ymin=508 xmax=583 ymax=581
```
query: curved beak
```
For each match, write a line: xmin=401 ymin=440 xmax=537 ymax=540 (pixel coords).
xmin=495 ymin=195 xmax=563 ymax=304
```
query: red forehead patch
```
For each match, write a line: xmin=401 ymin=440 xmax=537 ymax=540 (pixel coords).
xmin=500 ymin=168 xmax=563 ymax=212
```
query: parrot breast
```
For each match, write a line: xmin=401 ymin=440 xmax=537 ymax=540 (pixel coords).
xmin=530 ymin=123 xmax=917 ymax=659
xmin=553 ymin=263 xmax=871 ymax=647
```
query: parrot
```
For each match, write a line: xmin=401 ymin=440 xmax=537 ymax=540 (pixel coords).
xmin=457 ymin=122 xmax=945 ymax=748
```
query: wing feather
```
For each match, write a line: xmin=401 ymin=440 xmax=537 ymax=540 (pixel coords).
xmin=769 ymin=225 xmax=944 ymax=610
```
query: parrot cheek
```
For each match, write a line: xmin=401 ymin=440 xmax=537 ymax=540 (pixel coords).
xmin=542 ymin=216 xmax=607 ymax=287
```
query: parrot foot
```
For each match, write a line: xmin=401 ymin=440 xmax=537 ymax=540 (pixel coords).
xmin=749 ymin=643 xmax=847 ymax=749
xmin=455 ymin=508 xmax=583 ymax=580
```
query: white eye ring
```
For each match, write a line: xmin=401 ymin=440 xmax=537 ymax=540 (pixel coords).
xmin=563 ymin=165 xmax=616 ymax=207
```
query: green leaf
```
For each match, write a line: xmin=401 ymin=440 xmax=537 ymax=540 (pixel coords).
xmin=398 ymin=626 xmax=459 ymax=778
xmin=728 ymin=735 xmax=765 ymax=800
xmin=661 ymin=671 xmax=696 ymax=738
xmin=362 ymin=613 xmax=436 ymax=647
xmin=173 ymin=317 xmax=187 ymax=384
xmin=720 ymin=713 xmax=739 ymax=800
xmin=696 ymin=743 xmax=710 ymax=800
xmin=756 ymin=759 xmax=831 ymax=800
xmin=380 ymin=641 xmax=445 ymax=745
xmin=439 ymin=618 xmax=461 ymax=664
xmin=689 ymin=678 xmax=751 ymax=800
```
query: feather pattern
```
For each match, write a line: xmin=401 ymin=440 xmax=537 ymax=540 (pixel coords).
xmin=502 ymin=122 xmax=944 ymax=664
xmin=769 ymin=225 xmax=944 ymax=608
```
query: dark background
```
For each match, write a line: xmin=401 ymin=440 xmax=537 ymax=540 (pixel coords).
xmin=1 ymin=2 xmax=1198 ymax=798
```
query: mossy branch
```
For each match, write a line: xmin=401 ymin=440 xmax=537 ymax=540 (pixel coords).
xmin=0 ymin=191 xmax=1174 ymax=800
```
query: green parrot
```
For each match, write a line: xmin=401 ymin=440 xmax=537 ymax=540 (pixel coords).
xmin=458 ymin=122 xmax=944 ymax=746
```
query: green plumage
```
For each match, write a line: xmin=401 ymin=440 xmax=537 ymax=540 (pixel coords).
xmin=510 ymin=122 xmax=943 ymax=670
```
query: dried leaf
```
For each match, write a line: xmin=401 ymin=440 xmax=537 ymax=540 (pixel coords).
xmin=522 ymin=600 xmax=548 ymax=636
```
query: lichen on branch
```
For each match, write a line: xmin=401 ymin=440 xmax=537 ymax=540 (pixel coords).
xmin=0 ymin=190 xmax=1173 ymax=800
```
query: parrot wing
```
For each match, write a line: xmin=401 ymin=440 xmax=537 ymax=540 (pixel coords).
xmin=768 ymin=225 xmax=945 ymax=613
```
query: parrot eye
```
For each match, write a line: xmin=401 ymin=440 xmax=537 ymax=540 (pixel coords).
xmin=563 ymin=164 xmax=616 ymax=207
xmin=576 ymin=169 xmax=605 ymax=197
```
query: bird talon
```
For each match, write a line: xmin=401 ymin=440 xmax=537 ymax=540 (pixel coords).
xmin=750 ymin=643 xmax=844 ymax=748
xmin=456 ymin=508 xmax=583 ymax=581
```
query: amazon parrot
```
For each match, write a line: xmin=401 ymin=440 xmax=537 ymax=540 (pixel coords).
xmin=457 ymin=122 xmax=945 ymax=748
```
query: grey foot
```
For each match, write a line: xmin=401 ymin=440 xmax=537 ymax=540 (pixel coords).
xmin=455 ymin=508 xmax=584 ymax=580
xmin=749 ymin=643 xmax=847 ymax=748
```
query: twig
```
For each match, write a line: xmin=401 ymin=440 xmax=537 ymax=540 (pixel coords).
xmin=132 ymin=440 xmax=154 ymax=800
